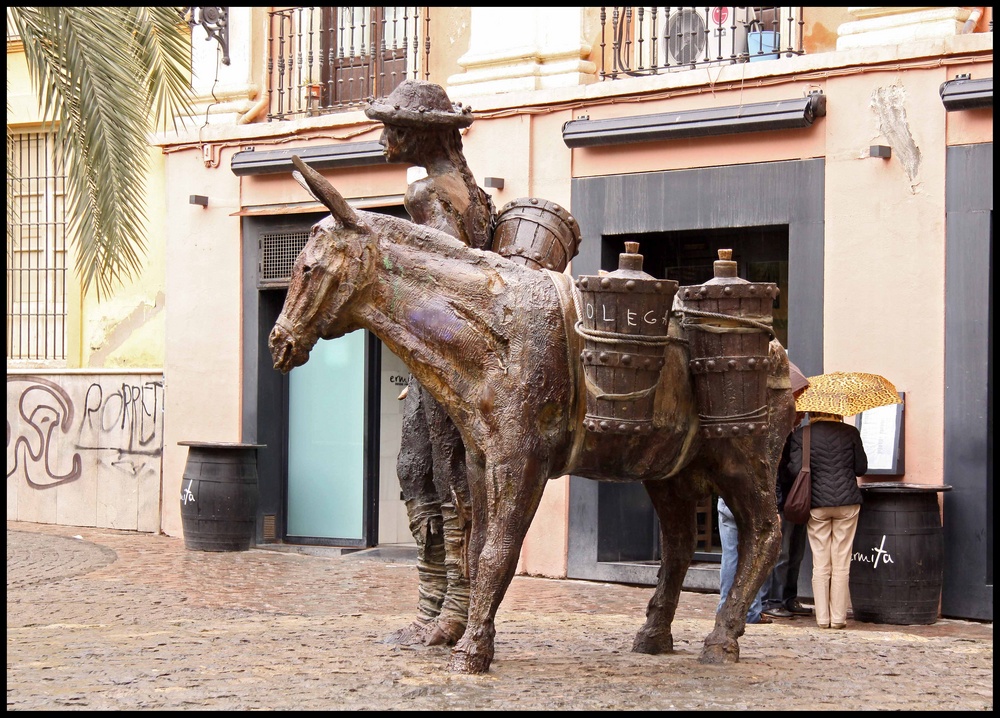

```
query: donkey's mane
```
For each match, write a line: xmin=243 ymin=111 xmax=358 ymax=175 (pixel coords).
xmin=360 ymin=210 xmax=514 ymax=271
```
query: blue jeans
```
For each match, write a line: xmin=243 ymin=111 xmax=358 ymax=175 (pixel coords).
xmin=717 ymin=497 xmax=767 ymax=623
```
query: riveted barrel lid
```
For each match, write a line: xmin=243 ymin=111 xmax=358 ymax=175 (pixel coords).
xmin=575 ymin=242 xmax=678 ymax=295
xmin=679 ymin=248 xmax=779 ymax=301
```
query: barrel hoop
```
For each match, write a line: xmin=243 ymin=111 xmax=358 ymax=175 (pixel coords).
xmin=581 ymin=351 xmax=666 ymax=369
xmin=856 ymin=527 xmax=942 ymax=536
xmin=689 ymin=355 xmax=770 ymax=373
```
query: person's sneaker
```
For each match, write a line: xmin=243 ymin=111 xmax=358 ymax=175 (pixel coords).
xmin=762 ymin=606 xmax=793 ymax=618
xmin=786 ymin=600 xmax=813 ymax=616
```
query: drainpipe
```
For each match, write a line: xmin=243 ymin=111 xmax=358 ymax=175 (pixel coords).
xmin=238 ymin=92 xmax=269 ymax=125
xmin=961 ymin=7 xmax=985 ymax=34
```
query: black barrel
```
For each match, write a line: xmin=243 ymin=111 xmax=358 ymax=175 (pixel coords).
xmin=179 ymin=441 xmax=264 ymax=552
xmin=849 ymin=483 xmax=951 ymax=625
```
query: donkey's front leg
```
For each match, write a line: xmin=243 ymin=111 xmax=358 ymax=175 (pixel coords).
xmin=448 ymin=455 xmax=547 ymax=674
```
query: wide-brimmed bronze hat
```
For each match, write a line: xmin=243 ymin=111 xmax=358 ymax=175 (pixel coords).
xmin=795 ymin=371 xmax=902 ymax=417
xmin=365 ymin=79 xmax=474 ymax=128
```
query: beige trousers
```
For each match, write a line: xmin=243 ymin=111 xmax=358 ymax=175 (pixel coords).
xmin=807 ymin=504 xmax=861 ymax=627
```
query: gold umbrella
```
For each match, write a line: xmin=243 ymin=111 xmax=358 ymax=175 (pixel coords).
xmin=794 ymin=371 xmax=902 ymax=416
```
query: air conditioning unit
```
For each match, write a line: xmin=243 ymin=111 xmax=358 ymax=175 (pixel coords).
xmin=664 ymin=7 xmax=800 ymax=66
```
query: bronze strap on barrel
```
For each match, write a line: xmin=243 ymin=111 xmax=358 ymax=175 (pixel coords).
xmin=543 ymin=269 xmax=587 ymax=469
xmin=679 ymin=307 xmax=775 ymax=341
xmin=582 ymin=371 xmax=659 ymax=402
xmin=698 ymin=405 xmax=769 ymax=425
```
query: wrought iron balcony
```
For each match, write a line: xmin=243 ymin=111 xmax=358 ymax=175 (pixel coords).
xmin=599 ymin=6 xmax=805 ymax=80
xmin=267 ymin=6 xmax=430 ymax=122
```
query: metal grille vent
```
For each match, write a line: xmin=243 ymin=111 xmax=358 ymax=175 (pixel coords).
xmin=259 ymin=230 xmax=309 ymax=287
xmin=262 ymin=514 xmax=277 ymax=541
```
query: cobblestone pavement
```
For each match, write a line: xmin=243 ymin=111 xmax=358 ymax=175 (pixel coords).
xmin=7 ymin=521 xmax=992 ymax=711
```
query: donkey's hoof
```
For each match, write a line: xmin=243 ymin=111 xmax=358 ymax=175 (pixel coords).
xmin=632 ymin=629 xmax=673 ymax=655
xmin=699 ymin=640 xmax=740 ymax=664
xmin=447 ymin=643 xmax=493 ymax=674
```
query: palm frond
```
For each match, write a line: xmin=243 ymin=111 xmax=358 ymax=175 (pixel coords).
xmin=10 ymin=7 xmax=194 ymax=300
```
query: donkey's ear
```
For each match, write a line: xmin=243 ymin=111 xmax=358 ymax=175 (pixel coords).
xmin=291 ymin=169 xmax=312 ymax=198
xmin=291 ymin=155 xmax=361 ymax=229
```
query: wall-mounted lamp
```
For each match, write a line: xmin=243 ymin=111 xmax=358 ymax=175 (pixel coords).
xmin=483 ymin=177 xmax=505 ymax=190
xmin=869 ymin=145 xmax=892 ymax=160
xmin=190 ymin=194 xmax=209 ymax=207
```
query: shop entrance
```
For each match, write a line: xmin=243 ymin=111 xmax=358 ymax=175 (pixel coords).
xmin=244 ymin=207 xmax=411 ymax=549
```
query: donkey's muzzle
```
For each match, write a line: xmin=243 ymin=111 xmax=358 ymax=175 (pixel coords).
xmin=269 ymin=323 xmax=307 ymax=374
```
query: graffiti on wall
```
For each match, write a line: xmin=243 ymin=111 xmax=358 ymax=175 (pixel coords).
xmin=6 ymin=373 xmax=165 ymax=531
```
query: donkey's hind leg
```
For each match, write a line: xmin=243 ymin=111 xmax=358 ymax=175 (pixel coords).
xmin=633 ymin=475 xmax=705 ymax=655
xmin=700 ymin=446 xmax=781 ymax=664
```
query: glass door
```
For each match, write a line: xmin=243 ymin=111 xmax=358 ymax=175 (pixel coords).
xmin=286 ymin=329 xmax=367 ymax=541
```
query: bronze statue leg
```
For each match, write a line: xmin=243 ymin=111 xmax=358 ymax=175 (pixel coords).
xmin=448 ymin=453 xmax=547 ymax=674
xmin=633 ymin=475 xmax=704 ymax=655
xmin=422 ymin=397 xmax=472 ymax=646
xmin=701 ymin=440 xmax=781 ymax=664
xmin=384 ymin=379 xmax=447 ymax=645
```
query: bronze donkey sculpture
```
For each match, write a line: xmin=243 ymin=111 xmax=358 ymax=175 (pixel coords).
xmin=270 ymin=156 xmax=796 ymax=674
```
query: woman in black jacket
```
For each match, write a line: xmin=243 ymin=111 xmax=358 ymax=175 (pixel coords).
xmin=783 ymin=411 xmax=868 ymax=629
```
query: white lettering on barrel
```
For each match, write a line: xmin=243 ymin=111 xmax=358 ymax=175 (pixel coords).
xmin=643 ymin=310 xmax=658 ymax=325
xmin=851 ymin=534 xmax=894 ymax=567
xmin=627 ymin=309 xmax=637 ymax=326
xmin=586 ymin=302 xmax=594 ymax=320
xmin=602 ymin=304 xmax=614 ymax=323
xmin=181 ymin=479 xmax=196 ymax=505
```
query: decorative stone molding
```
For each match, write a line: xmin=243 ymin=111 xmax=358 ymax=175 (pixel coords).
xmin=447 ymin=7 xmax=596 ymax=97
xmin=837 ymin=7 xmax=979 ymax=50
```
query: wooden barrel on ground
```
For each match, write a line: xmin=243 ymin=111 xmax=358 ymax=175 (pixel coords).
xmin=179 ymin=441 xmax=263 ymax=552
xmin=849 ymin=482 xmax=951 ymax=625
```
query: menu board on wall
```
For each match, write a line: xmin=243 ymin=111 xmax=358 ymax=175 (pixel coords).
xmin=856 ymin=392 xmax=905 ymax=475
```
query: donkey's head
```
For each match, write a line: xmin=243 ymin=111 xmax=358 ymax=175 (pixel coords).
xmin=269 ymin=156 xmax=376 ymax=374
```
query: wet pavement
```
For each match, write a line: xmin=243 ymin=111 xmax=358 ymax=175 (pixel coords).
xmin=7 ymin=520 xmax=993 ymax=710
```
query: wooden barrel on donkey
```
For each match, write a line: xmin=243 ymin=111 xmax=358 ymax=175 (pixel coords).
xmin=492 ymin=197 xmax=582 ymax=272
xmin=679 ymin=249 xmax=777 ymax=439
xmin=574 ymin=242 xmax=678 ymax=434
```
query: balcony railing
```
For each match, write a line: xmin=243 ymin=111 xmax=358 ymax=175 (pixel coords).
xmin=267 ymin=6 xmax=430 ymax=121
xmin=599 ymin=6 xmax=804 ymax=79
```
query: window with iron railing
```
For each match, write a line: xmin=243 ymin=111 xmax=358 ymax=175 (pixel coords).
xmin=599 ymin=6 xmax=805 ymax=79
xmin=267 ymin=6 xmax=430 ymax=121
xmin=7 ymin=131 xmax=69 ymax=363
